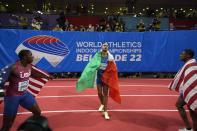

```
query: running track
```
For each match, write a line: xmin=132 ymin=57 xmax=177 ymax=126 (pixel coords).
xmin=0 ymin=78 xmax=193 ymax=131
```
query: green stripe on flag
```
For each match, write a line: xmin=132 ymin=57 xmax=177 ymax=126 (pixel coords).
xmin=76 ymin=52 xmax=101 ymax=92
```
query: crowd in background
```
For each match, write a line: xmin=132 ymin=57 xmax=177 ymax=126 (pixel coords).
xmin=136 ymin=18 xmax=161 ymax=32
xmin=53 ymin=13 xmax=125 ymax=32
xmin=5 ymin=12 xmax=126 ymax=32
xmin=2 ymin=10 xmax=197 ymax=32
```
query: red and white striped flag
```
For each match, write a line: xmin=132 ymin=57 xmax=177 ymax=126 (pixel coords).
xmin=168 ymin=58 xmax=197 ymax=112
xmin=0 ymin=64 xmax=50 ymax=103
xmin=27 ymin=65 xmax=50 ymax=97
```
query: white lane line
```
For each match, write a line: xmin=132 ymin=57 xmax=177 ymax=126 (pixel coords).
xmin=52 ymin=78 xmax=172 ymax=81
xmin=51 ymin=79 xmax=78 ymax=81
xmin=120 ymin=85 xmax=168 ymax=87
xmin=44 ymin=85 xmax=168 ymax=88
xmin=36 ymin=95 xmax=179 ymax=98
xmin=0 ymin=109 xmax=184 ymax=116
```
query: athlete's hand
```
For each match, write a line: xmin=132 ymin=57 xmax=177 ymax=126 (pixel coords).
xmin=47 ymin=75 xmax=54 ymax=80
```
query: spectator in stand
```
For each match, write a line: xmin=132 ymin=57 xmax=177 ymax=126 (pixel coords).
xmin=74 ymin=26 xmax=78 ymax=31
xmin=137 ymin=19 xmax=146 ymax=32
xmin=114 ymin=25 xmax=121 ymax=32
xmin=9 ymin=14 xmax=21 ymax=26
xmin=20 ymin=16 xmax=29 ymax=29
xmin=104 ymin=23 xmax=112 ymax=32
xmin=99 ymin=18 xmax=106 ymax=31
xmin=56 ymin=12 xmax=66 ymax=31
xmin=119 ymin=18 xmax=125 ymax=32
xmin=31 ymin=17 xmax=42 ymax=30
xmin=87 ymin=24 xmax=94 ymax=32
xmin=169 ymin=23 xmax=175 ymax=31
xmin=53 ymin=24 xmax=63 ymax=31
xmin=65 ymin=19 xmax=69 ymax=31
xmin=31 ymin=12 xmax=43 ymax=30
xmin=111 ymin=17 xmax=118 ymax=31
xmin=80 ymin=25 xmax=86 ymax=31
xmin=152 ymin=17 xmax=161 ymax=31
xmin=108 ymin=17 xmax=113 ymax=29
xmin=146 ymin=23 xmax=154 ymax=31
xmin=95 ymin=24 xmax=101 ymax=32
xmin=67 ymin=24 xmax=75 ymax=31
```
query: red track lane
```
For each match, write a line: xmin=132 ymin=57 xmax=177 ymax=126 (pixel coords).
xmin=0 ymin=78 xmax=193 ymax=131
xmin=39 ymin=86 xmax=177 ymax=95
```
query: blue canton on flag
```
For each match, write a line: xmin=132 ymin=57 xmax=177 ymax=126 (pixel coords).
xmin=0 ymin=63 xmax=13 ymax=89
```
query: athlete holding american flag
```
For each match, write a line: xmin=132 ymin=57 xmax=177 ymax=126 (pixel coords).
xmin=169 ymin=49 xmax=197 ymax=131
xmin=0 ymin=49 xmax=53 ymax=131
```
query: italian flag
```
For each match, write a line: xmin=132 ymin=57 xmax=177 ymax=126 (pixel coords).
xmin=76 ymin=51 xmax=121 ymax=104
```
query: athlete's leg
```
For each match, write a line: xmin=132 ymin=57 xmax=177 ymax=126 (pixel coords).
xmin=103 ymin=85 xmax=109 ymax=112
xmin=176 ymin=96 xmax=191 ymax=129
xmin=1 ymin=115 xmax=17 ymax=131
xmin=1 ymin=97 xmax=19 ymax=131
xmin=20 ymin=92 xmax=41 ymax=116
xmin=102 ymin=84 xmax=109 ymax=120
xmin=189 ymin=108 xmax=197 ymax=131
xmin=97 ymin=84 xmax=103 ymax=105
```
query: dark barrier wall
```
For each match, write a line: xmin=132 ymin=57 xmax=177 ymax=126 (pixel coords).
xmin=0 ymin=29 xmax=196 ymax=72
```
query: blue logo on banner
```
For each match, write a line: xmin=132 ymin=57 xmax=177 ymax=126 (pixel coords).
xmin=15 ymin=35 xmax=70 ymax=67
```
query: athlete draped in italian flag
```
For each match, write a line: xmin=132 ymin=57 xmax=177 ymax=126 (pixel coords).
xmin=76 ymin=43 xmax=121 ymax=120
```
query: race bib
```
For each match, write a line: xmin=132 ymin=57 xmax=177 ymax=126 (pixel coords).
xmin=18 ymin=80 xmax=29 ymax=92
xmin=100 ymin=63 xmax=108 ymax=70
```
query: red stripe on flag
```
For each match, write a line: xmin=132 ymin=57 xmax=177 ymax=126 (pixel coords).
xmin=29 ymin=81 xmax=42 ymax=89
xmin=28 ymin=65 xmax=49 ymax=96
xmin=176 ymin=63 xmax=195 ymax=91
xmin=169 ymin=80 xmax=174 ymax=90
xmin=28 ymin=87 xmax=40 ymax=95
xmin=30 ymin=76 xmax=46 ymax=84
xmin=187 ymin=93 xmax=197 ymax=108
xmin=169 ymin=62 xmax=196 ymax=91
xmin=183 ymin=79 xmax=197 ymax=100
xmin=101 ymin=61 xmax=121 ymax=104
xmin=175 ymin=75 xmax=184 ymax=91
xmin=32 ymin=65 xmax=49 ymax=77
xmin=184 ymin=70 xmax=196 ymax=84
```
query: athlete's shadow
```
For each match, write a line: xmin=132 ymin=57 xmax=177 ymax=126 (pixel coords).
xmin=113 ymin=111 xmax=183 ymax=130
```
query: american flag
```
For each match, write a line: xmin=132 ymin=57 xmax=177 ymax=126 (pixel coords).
xmin=0 ymin=63 xmax=50 ymax=103
xmin=169 ymin=58 xmax=197 ymax=112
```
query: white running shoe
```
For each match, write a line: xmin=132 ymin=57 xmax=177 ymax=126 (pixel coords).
xmin=98 ymin=104 xmax=104 ymax=112
xmin=102 ymin=112 xmax=110 ymax=120
xmin=179 ymin=128 xmax=193 ymax=131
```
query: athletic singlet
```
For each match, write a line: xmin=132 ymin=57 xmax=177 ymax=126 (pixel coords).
xmin=6 ymin=61 xmax=31 ymax=97
xmin=99 ymin=57 xmax=108 ymax=70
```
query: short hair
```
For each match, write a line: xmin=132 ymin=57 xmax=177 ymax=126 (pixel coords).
xmin=18 ymin=123 xmax=44 ymax=131
xmin=18 ymin=50 xmax=31 ymax=60
xmin=17 ymin=116 xmax=52 ymax=131
xmin=102 ymin=43 xmax=108 ymax=46
xmin=184 ymin=49 xmax=194 ymax=58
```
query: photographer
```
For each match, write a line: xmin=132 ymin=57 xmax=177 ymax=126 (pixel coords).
xmin=18 ymin=116 xmax=52 ymax=131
